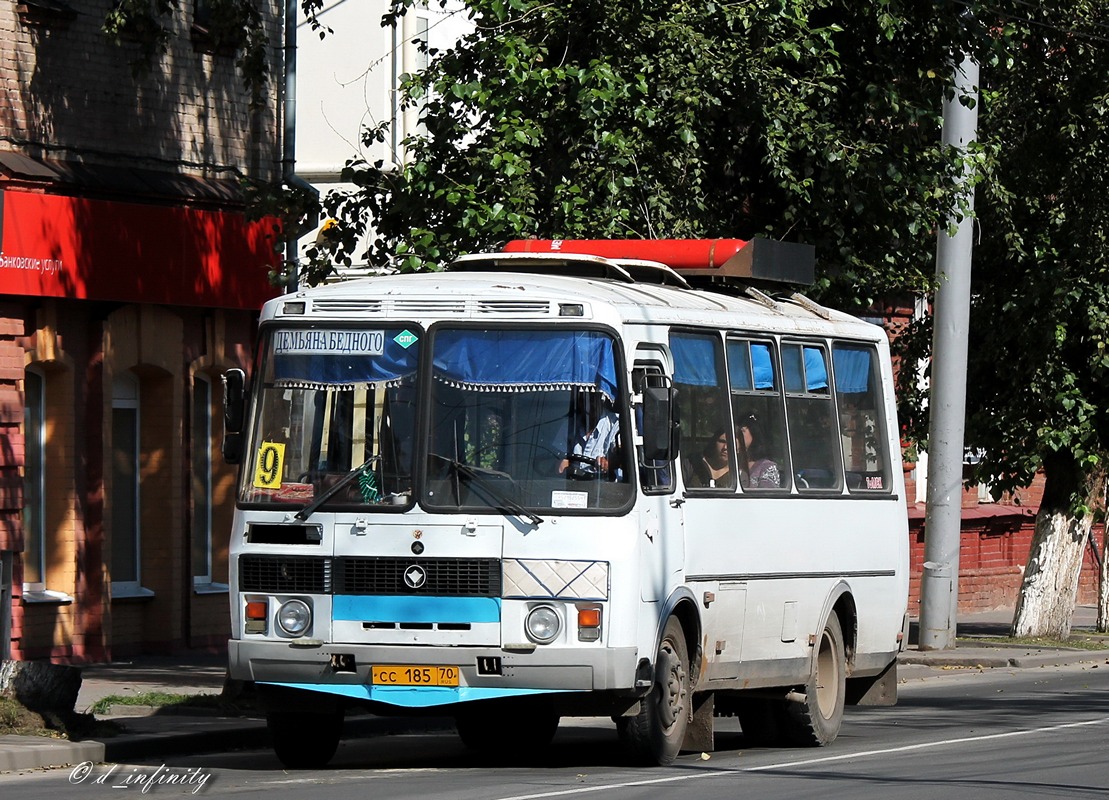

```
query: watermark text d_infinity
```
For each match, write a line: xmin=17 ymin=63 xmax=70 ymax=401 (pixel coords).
xmin=69 ymin=761 xmax=213 ymax=794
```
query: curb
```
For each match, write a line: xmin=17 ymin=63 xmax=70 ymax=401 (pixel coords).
xmin=101 ymin=718 xmax=269 ymax=762
xmin=898 ymin=649 xmax=1108 ymax=670
xmin=0 ymin=734 xmax=105 ymax=772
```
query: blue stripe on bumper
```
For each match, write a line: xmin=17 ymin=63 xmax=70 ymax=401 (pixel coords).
xmin=263 ymin=682 xmax=569 ymax=708
xmin=332 ymin=595 xmax=501 ymax=624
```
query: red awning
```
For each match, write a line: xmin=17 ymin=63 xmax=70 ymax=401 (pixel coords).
xmin=0 ymin=190 xmax=281 ymax=310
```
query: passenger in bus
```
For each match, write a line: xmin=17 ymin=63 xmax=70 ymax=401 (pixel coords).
xmin=687 ymin=428 xmax=734 ymax=489
xmin=556 ymin=394 xmax=621 ymax=479
xmin=738 ymin=414 xmax=781 ymax=488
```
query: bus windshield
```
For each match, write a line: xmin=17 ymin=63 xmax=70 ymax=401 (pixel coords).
xmin=423 ymin=327 xmax=633 ymax=514
xmin=239 ymin=325 xmax=633 ymax=513
xmin=240 ymin=326 xmax=421 ymax=508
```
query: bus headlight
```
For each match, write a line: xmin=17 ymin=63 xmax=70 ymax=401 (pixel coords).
xmin=525 ymin=605 xmax=561 ymax=644
xmin=276 ymin=599 xmax=312 ymax=636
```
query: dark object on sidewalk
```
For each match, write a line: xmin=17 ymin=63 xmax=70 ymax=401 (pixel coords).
xmin=0 ymin=659 xmax=81 ymax=714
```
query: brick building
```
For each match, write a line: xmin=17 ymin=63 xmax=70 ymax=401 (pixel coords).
xmin=0 ymin=1 xmax=281 ymax=660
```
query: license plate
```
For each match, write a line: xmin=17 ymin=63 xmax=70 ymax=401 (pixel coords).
xmin=371 ymin=665 xmax=460 ymax=686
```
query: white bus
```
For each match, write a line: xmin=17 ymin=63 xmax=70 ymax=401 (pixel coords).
xmin=222 ymin=238 xmax=908 ymax=768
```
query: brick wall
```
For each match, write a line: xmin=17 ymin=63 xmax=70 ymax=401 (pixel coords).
xmin=907 ymin=510 xmax=1102 ymax=616
xmin=0 ymin=305 xmax=24 ymax=554
xmin=1 ymin=0 xmax=281 ymax=183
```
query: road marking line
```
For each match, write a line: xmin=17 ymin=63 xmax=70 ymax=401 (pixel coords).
xmin=493 ymin=716 xmax=1109 ymax=800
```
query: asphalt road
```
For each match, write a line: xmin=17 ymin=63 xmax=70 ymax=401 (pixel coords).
xmin=5 ymin=660 xmax=1109 ymax=800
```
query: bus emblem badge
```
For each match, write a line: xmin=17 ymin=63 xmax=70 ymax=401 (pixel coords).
xmin=403 ymin=565 xmax=427 ymax=589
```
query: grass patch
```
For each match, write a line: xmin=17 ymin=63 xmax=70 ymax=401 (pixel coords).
xmin=90 ymin=690 xmax=257 ymax=716
xmin=0 ymin=696 xmax=123 ymax=740
xmin=958 ymin=634 xmax=1109 ymax=651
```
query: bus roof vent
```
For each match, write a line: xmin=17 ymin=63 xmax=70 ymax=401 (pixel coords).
xmin=502 ymin=237 xmax=814 ymax=289
xmin=311 ymin=299 xmax=385 ymax=314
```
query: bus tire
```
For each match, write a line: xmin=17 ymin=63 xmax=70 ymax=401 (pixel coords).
xmin=267 ymin=709 xmax=343 ymax=769
xmin=619 ymin=616 xmax=690 ymax=766
xmin=784 ymin=613 xmax=846 ymax=746
xmin=455 ymin=698 xmax=560 ymax=754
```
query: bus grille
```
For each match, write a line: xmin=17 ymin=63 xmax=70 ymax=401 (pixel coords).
xmin=239 ymin=555 xmax=332 ymax=594
xmin=335 ymin=557 xmax=501 ymax=597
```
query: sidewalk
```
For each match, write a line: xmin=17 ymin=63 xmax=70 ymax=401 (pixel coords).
xmin=2 ymin=607 xmax=1107 ymax=773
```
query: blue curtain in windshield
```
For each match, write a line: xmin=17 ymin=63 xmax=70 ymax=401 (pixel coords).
xmin=433 ymin=329 xmax=618 ymax=400
xmin=272 ymin=328 xmax=420 ymax=389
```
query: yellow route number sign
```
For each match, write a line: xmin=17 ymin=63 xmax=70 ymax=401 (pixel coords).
xmin=253 ymin=442 xmax=286 ymax=489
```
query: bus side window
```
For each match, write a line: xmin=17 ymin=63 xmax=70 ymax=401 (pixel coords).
xmin=782 ymin=343 xmax=842 ymax=492
xmin=833 ymin=344 xmax=891 ymax=492
xmin=670 ymin=331 xmax=735 ymax=492
xmin=726 ymin=338 xmax=790 ymax=491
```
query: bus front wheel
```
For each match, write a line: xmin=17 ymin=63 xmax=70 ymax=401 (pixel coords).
xmin=619 ymin=616 xmax=690 ymax=766
xmin=784 ymin=613 xmax=846 ymax=746
xmin=455 ymin=698 xmax=560 ymax=754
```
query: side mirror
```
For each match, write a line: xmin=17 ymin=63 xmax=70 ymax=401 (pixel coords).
xmin=221 ymin=369 xmax=246 ymax=465
xmin=640 ymin=379 xmax=678 ymax=462
xmin=222 ymin=369 xmax=245 ymax=432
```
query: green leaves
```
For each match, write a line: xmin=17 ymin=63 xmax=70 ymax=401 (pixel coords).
xmin=312 ymin=0 xmax=983 ymax=285
xmin=943 ymin=2 xmax=1109 ymax=510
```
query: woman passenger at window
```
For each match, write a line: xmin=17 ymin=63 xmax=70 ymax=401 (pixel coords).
xmin=738 ymin=414 xmax=781 ymax=488
xmin=688 ymin=428 xmax=734 ymax=489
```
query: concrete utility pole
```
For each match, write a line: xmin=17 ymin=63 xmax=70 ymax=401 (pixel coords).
xmin=283 ymin=0 xmax=300 ymax=292
xmin=918 ymin=54 xmax=980 ymax=650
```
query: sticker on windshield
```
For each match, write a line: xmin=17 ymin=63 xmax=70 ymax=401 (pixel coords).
xmin=394 ymin=330 xmax=419 ymax=349
xmin=253 ymin=441 xmax=285 ymax=489
xmin=274 ymin=329 xmax=385 ymax=356
xmin=551 ymin=491 xmax=588 ymax=509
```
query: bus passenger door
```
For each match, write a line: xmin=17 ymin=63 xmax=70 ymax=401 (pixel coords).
xmin=632 ymin=362 xmax=683 ymax=604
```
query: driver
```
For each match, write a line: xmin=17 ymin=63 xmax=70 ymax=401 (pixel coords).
xmin=555 ymin=393 xmax=620 ymax=479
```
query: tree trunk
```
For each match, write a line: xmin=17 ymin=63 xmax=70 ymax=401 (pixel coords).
xmin=0 ymin=660 xmax=82 ymax=714
xmin=1010 ymin=455 xmax=1095 ymax=639
xmin=1099 ymin=524 xmax=1109 ymax=633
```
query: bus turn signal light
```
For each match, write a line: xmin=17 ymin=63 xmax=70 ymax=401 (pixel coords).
xmin=578 ymin=608 xmax=602 ymax=641
xmin=245 ymin=601 xmax=267 ymax=620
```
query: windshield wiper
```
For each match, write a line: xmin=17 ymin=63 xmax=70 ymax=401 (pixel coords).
xmin=294 ymin=456 xmax=380 ymax=522
xmin=429 ymin=453 xmax=544 ymax=526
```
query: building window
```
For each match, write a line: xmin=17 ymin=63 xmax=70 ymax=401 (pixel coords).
xmin=111 ymin=374 xmax=142 ymax=594
xmin=22 ymin=369 xmax=45 ymax=590
xmin=416 ymin=15 xmax=429 ymax=72
xmin=192 ymin=375 xmax=214 ymax=585
xmin=0 ymin=551 xmax=11 ymax=659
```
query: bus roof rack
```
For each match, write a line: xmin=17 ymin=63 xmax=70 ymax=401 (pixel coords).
xmin=449 ymin=252 xmax=636 ymax=283
xmin=503 ymin=237 xmax=815 ymax=288
xmin=608 ymin=259 xmax=692 ymax=289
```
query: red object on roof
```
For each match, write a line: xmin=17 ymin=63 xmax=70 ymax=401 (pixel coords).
xmin=503 ymin=239 xmax=750 ymax=270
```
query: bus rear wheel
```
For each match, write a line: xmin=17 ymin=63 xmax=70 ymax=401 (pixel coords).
xmin=267 ymin=709 xmax=343 ymax=769
xmin=619 ymin=616 xmax=690 ymax=766
xmin=783 ymin=613 xmax=846 ymax=746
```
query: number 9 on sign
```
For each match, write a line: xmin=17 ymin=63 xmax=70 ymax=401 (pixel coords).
xmin=253 ymin=442 xmax=285 ymax=489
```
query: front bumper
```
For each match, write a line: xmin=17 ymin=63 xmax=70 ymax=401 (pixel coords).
xmin=229 ymin=639 xmax=639 ymax=708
